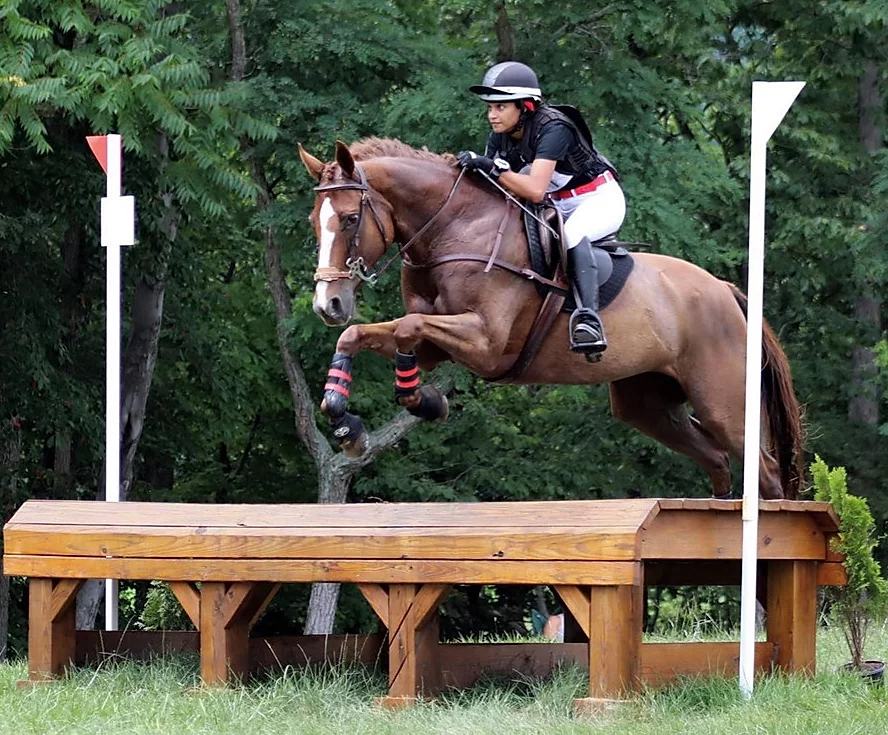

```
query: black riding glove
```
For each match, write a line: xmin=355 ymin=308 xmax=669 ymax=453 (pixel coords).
xmin=457 ymin=150 xmax=496 ymax=175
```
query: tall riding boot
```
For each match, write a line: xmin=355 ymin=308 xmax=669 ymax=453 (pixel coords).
xmin=567 ymin=238 xmax=607 ymax=354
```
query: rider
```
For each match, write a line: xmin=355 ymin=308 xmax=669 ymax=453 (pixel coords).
xmin=458 ymin=61 xmax=625 ymax=355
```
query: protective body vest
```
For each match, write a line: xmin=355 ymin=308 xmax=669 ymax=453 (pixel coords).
xmin=485 ymin=104 xmax=618 ymax=182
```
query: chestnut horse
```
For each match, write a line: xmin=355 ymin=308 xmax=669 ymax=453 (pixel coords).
xmin=298 ymin=137 xmax=803 ymax=500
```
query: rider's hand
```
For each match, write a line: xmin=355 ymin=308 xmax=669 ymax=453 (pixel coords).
xmin=457 ymin=150 xmax=496 ymax=175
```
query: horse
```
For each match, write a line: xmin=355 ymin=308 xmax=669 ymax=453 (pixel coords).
xmin=297 ymin=137 xmax=804 ymax=500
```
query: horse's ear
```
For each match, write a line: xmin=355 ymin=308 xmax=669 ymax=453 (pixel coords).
xmin=298 ymin=143 xmax=324 ymax=181
xmin=334 ymin=140 xmax=356 ymax=178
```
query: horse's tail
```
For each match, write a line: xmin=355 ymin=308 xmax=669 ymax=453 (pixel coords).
xmin=727 ymin=283 xmax=805 ymax=499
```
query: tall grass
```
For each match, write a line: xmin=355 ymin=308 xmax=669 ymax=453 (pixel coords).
xmin=0 ymin=624 xmax=886 ymax=735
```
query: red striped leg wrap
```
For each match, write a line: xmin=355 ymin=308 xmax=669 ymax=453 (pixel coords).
xmin=323 ymin=353 xmax=353 ymax=418
xmin=394 ymin=351 xmax=420 ymax=399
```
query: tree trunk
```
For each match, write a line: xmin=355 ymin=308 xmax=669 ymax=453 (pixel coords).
xmin=226 ymin=0 xmax=428 ymax=636
xmin=54 ymin=219 xmax=84 ymax=499
xmin=494 ymin=2 xmax=515 ymax=62
xmin=0 ymin=416 xmax=22 ymax=659
xmin=849 ymin=60 xmax=882 ymax=427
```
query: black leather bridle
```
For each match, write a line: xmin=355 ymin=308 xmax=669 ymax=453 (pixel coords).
xmin=312 ymin=164 xmax=466 ymax=286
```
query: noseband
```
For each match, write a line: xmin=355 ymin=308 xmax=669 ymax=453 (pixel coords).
xmin=312 ymin=164 xmax=466 ymax=286
xmin=313 ymin=165 xmax=388 ymax=285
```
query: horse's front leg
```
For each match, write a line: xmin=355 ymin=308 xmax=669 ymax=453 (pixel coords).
xmin=321 ymin=312 xmax=502 ymax=456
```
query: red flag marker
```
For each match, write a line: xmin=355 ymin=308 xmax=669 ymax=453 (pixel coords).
xmin=86 ymin=135 xmax=109 ymax=174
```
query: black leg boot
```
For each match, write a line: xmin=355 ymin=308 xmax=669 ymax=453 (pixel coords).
xmin=567 ymin=238 xmax=607 ymax=355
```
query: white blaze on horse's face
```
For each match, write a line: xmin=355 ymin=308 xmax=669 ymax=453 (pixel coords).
xmin=312 ymin=195 xmax=357 ymax=326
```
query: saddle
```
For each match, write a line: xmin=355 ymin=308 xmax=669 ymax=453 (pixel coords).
xmin=523 ymin=204 xmax=633 ymax=312
xmin=490 ymin=205 xmax=635 ymax=383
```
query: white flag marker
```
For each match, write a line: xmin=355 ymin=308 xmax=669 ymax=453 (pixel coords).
xmin=739 ymin=81 xmax=805 ymax=699
xmin=87 ymin=134 xmax=136 ymax=631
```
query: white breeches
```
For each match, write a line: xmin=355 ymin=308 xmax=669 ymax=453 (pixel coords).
xmin=556 ymin=178 xmax=626 ymax=249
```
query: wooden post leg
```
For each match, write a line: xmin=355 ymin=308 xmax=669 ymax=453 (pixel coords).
xmin=199 ymin=582 xmax=280 ymax=686
xmin=200 ymin=582 xmax=230 ymax=685
xmin=380 ymin=583 xmax=417 ymax=709
xmin=375 ymin=583 xmax=450 ymax=709
xmin=766 ymin=560 xmax=817 ymax=674
xmin=575 ymin=584 xmax=643 ymax=716
xmin=22 ymin=578 xmax=84 ymax=685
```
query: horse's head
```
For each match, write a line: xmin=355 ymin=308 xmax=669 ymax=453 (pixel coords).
xmin=299 ymin=141 xmax=393 ymax=326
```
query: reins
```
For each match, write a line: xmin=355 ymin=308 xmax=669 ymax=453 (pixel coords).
xmin=313 ymin=166 xmax=467 ymax=285
xmin=313 ymin=163 xmax=563 ymax=292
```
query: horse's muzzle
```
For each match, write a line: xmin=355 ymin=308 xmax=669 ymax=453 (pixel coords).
xmin=313 ymin=286 xmax=354 ymax=326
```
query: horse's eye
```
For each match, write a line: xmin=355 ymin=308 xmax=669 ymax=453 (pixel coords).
xmin=341 ymin=213 xmax=359 ymax=229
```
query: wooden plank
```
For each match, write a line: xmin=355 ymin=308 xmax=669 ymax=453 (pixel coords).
xmin=358 ymin=584 xmax=389 ymax=627
xmin=767 ymin=560 xmax=818 ymax=673
xmin=436 ymin=641 xmax=776 ymax=691
xmin=640 ymin=641 xmax=774 ymax=687
xmin=554 ymin=586 xmax=591 ymax=639
xmin=50 ymin=579 xmax=84 ymax=622
xmin=641 ymin=511 xmax=828 ymax=560
xmin=4 ymin=526 xmax=639 ymax=561
xmin=168 ymin=582 xmax=200 ymax=629
xmin=7 ymin=498 xmax=659 ymax=530
xmin=3 ymin=556 xmax=640 ymax=585
xmin=75 ymin=631 xmax=386 ymax=670
xmin=817 ymin=562 xmax=847 ymax=587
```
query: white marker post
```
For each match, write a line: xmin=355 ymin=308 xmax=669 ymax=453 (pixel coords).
xmin=87 ymin=134 xmax=136 ymax=631
xmin=739 ymin=81 xmax=805 ymax=699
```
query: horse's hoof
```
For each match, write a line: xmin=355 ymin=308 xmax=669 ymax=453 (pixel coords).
xmin=406 ymin=385 xmax=449 ymax=422
xmin=331 ymin=412 xmax=368 ymax=457
xmin=341 ymin=431 xmax=369 ymax=458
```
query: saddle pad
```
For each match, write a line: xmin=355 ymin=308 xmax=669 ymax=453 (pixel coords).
xmin=523 ymin=206 xmax=634 ymax=311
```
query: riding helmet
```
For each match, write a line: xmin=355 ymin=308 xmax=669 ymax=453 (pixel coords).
xmin=469 ymin=61 xmax=542 ymax=102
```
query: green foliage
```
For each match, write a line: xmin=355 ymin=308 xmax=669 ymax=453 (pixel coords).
xmin=2 ymin=0 xmax=888 ymax=645
xmin=812 ymin=455 xmax=888 ymax=669
xmin=138 ymin=582 xmax=192 ymax=631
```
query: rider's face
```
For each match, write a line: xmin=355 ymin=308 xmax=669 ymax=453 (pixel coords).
xmin=487 ymin=102 xmax=521 ymax=134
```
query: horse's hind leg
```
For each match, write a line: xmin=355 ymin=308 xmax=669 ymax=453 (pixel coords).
xmin=681 ymin=371 xmax=785 ymax=500
xmin=609 ymin=372 xmax=734 ymax=498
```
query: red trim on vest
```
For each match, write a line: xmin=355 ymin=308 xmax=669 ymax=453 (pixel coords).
xmin=327 ymin=368 xmax=352 ymax=382
xmin=324 ymin=383 xmax=350 ymax=397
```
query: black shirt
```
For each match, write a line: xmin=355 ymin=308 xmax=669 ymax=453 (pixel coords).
xmin=485 ymin=122 xmax=599 ymax=190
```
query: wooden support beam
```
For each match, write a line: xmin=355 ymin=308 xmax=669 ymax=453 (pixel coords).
xmin=575 ymin=584 xmax=643 ymax=715
xmin=50 ymin=579 xmax=84 ymax=622
xmin=357 ymin=583 xmax=389 ymax=627
xmin=767 ymin=560 xmax=818 ymax=673
xmin=379 ymin=583 xmax=418 ymax=708
xmin=169 ymin=582 xmax=200 ymax=629
xmin=23 ymin=579 xmax=81 ymax=683
xmin=554 ymin=585 xmax=591 ymax=639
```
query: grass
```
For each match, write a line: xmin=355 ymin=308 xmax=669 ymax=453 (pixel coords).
xmin=0 ymin=624 xmax=886 ymax=735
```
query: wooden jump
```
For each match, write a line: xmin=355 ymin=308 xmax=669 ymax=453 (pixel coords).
xmin=3 ymin=498 xmax=845 ymax=713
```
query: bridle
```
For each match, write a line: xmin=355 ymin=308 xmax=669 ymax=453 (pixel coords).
xmin=312 ymin=163 xmax=466 ymax=286
xmin=313 ymin=165 xmax=389 ymax=285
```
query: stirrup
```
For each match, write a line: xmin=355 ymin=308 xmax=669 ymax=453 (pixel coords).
xmin=569 ymin=309 xmax=607 ymax=356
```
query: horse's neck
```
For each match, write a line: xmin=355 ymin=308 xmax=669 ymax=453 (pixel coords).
xmin=367 ymin=159 xmax=463 ymax=260
xmin=370 ymin=159 xmax=529 ymax=270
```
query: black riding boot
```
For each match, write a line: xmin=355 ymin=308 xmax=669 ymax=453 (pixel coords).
xmin=567 ymin=238 xmax=607 ymax=354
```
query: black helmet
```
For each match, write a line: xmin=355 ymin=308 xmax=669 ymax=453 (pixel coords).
xmin=469 ymin=61 xmax=542 ymax=102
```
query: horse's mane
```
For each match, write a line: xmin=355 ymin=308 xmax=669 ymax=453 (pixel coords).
xmin=349 ymin=136 xmax=456 ymax=165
